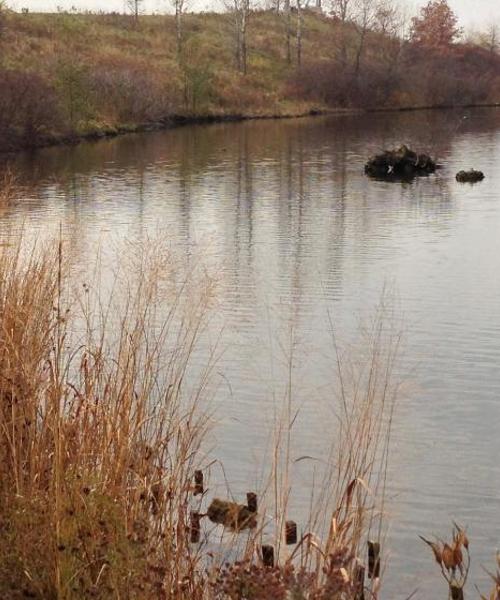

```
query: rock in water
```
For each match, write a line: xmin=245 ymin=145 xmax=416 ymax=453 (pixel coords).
xmin=365 ymin=145 xmax=437 ymax=180
xmin=456 ymin=169 xmax=484 ymax=183
xmin=207 ymin=498 xmax=257 ymax=531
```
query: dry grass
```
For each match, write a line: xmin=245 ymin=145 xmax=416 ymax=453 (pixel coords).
xmin=1 ymin=9 xmax=498 ymax=151
xmin=0 ymin=168 xmax=17 ymax=205
xmin=0 ymin=230 xmax=401 ymax=599
xmin=0 ymin=236 xmax=218 ymax=598
xmin=255 ymin=302 xmax=401 ymax=599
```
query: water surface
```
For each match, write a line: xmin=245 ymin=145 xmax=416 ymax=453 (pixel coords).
xmin=5 ymin=108 xmax=500 ymax=597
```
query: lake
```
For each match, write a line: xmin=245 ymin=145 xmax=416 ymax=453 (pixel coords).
xmin=4 ymin=107 xmax=500 ymax=597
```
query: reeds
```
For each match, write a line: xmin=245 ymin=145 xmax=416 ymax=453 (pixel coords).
xmin=0 ymin=233 xmax=402 ymax=599
xmin=481 ymin=553 xmax=500 ymax=600
xmin=0 ymin=236 xmax=218 ymax=598
xmin=258 ymin=303 xmax=402 ymax=599
xmin=0 ymin=167 xmax=17 ymax=205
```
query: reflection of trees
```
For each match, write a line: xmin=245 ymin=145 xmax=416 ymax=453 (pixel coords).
xmin=11 ymin=108 xmax=500 ymax=194
xmin=6 ymin=108 xmax=500 ymax=300
xmin=232 ymin=126 xmax=255 ymax=307
xmin=325 ymin=135 xmax=347 ymax=300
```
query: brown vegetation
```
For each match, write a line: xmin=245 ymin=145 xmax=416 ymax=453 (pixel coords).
xmin=0 ymin=5 xmax=498 ymax=153
xmin=0 ymin=219 xmax=401 ymax=598
xmin=290 ymin=38 xmax=500 ymax=110
xmin=0 ymin=167 xmax=17 ymax=204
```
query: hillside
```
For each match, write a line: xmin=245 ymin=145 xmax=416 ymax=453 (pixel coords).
xmin=0 ymin=8 xmax=499 ymax=152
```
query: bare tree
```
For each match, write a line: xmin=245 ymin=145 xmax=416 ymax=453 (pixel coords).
xmin=225 ymin=0 xmax=251 ymax=74
xmin=330 ymin=0 xmax=353 ymax=21
xmin=264 ymin=0 xmax=281 ymax=10
xmin=329 ymin=0 xmax=356 ymax=66
xmin=284 ymin=0 xmax=292 ymax=63
xmin=469 ymin=23 xmax=500 ymax=54
xmin=169 ymin=0 xmax=188 ymax=58
xmin=352 ymin=0 xmax=377 ymax=78
xmin=127 ymin=0 xmax=144 ymax=23
xmin=296 ymin=0 xmax=303 ymax=66
xmin=373 ymin=0 xmax=402 ymax=37
xmin=0 ymin=0 xmax=7 ymax=40
xmin=485 ymin=23 xmax=499 ymax=54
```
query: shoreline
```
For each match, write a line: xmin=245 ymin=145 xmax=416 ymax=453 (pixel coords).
xmin=1 ymin=102 xmax=499 ymax=158
xmin=0 ymin=108 xmax=357 ymax=157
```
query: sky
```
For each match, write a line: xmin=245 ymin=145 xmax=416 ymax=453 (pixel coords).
xmin=7 ymin=0 xmax=500 ymax=30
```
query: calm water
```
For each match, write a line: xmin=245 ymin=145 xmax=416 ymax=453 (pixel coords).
xmin=5 ymin=108 xmax=500 ymax=596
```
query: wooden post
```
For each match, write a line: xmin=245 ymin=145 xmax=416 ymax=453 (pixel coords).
xmin=285 ymin=520 xmax=297 ymax=545
xmin=354 ymin=561 xmax=366 ymax=600
xmin=246 ymin=492 xmax=257 ymax=513
xmin=367 ymin=540 xmax=380 ymax=579
xmin=262 ymin=544 xmax=274 ymax=567
xmin=193 ymin=470 xmax=204 ymax=496
xmin=190 ymin=511 xmax=201 ymax=543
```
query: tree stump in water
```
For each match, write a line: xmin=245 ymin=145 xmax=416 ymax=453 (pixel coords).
xmin=365 ymin=145 xmax=437 ymax=180
xmin=456 ymin=169 xmax=484 ymax=183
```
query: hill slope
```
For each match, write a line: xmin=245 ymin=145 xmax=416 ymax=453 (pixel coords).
xmin=0 ymin=9 xmax=499 ymax=152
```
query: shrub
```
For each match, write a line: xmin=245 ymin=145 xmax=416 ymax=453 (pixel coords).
xmin=54 ymin=60 xmax=95 ymax=129
xmin=289 ymin=41 xmax=500 ymax=109
xmin=0 ymin=70 xmax=64 ymax=150
xmin=89 ymin=63 xmax=181 ymax=122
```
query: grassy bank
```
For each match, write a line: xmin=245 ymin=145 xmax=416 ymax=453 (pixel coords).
xmin=0 ymin=9 xmax=499 ymax=153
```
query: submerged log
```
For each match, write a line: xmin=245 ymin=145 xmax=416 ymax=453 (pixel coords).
xmin=456 ymin=169 xmax=484 ymax=183
xmin=206 ymin=498 xmax=257 ymax=531
xmin=365 ymin=145 xmax=437 ymax=180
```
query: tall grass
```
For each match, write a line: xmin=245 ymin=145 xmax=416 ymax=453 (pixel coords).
xmin=0 ymin=168 xmax=17 ymax=205
xmin=0 ymin=231 xmax=401 ymax=599
xmin=258 ymin=303 xmax=401 ymax=599
xmin=0 ymin=236 xmax=219 ymax=598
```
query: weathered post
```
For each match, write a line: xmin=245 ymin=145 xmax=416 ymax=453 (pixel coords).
xmin=246 ymin=492 xmax=257 ymax=513
xmin=193 ymin=470 xmax=204 ymax=496
xmin=190 ymin=511 xmax=201 ymax=543
xmin=262 ymin=545 xmax=275 ymax=567
xmin=285 ymin=520 xmax=297 ymax=545
xmin=367 ymin=540 xmax=380 ymax=579
xmin=354 ymin=561 xmax=366 ymax=600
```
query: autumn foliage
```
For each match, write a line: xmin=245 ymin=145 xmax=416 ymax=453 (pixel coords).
xmin=0 ymin=7 xmax=498 ymax=152
xmin=410 ymin=0 xmax=462 ymax=49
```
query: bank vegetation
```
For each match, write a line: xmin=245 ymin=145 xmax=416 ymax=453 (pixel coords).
xmin=0 ymin=0 xmax=499 ymax=152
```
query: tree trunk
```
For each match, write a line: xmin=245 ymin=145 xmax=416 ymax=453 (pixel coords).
xmin=296 ymin=0 xmax=302 ymax=67
xmin=284 ymin=0 xmax=291 ymax=64
xmin=240 ymin=7 xmax=248 ymax=74
xmin=175 ymin=7 xmax=182 ymax=58
xmin=354 ymin=26 xmax=367 ymax=79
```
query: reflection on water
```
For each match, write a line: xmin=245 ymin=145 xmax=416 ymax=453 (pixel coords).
xmin=4 ymin=107 xmax=500 ymax=597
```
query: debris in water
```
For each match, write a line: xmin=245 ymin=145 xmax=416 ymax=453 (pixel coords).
xmin=455 ymin=169 xmax=484 ymax=183
xmin=206 ymin=498 xmax=257 ymax=531
xmin=364 ymin=145 xmax=437 ymax=180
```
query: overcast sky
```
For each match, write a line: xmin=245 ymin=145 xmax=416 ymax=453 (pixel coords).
xmin=7 ymin=0 xmax=500 ymax=30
